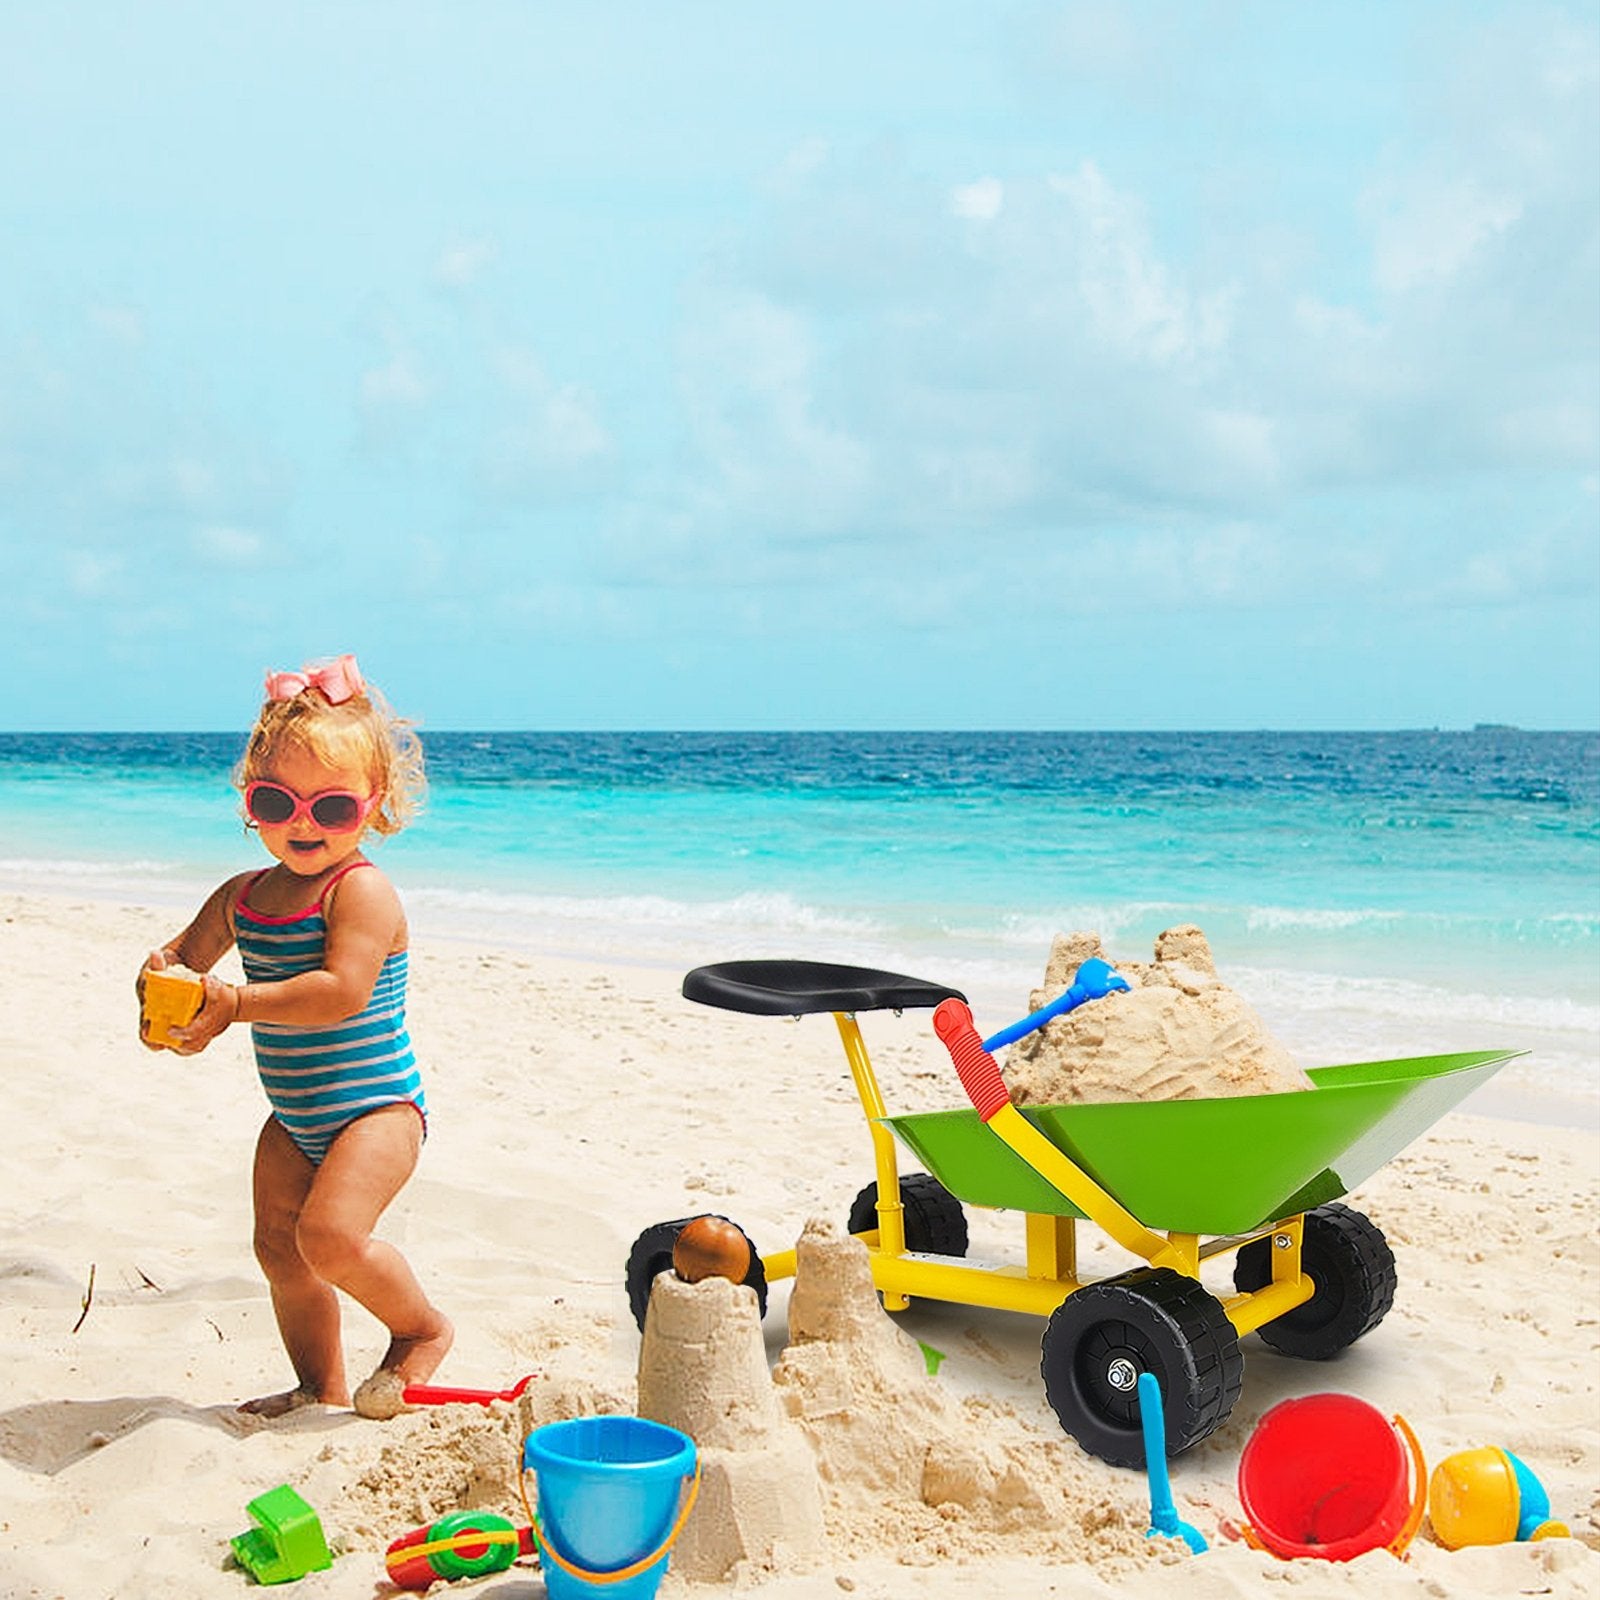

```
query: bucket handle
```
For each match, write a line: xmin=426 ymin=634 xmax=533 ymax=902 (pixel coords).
xmin=1387 ymin=1412 xmax=1427 ymax=1559
xmin=1219 ymin=1515 xmax=1268 ymax=1551
xmin=517 ymin=1458 xmax=702 ymax=1586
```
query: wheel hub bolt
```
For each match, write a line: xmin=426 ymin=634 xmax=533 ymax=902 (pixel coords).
xmin=1107 ymin=1357 xmax=1138 ymax=1391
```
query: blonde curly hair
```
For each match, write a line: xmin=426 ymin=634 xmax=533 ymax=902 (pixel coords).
xmin=236 ymin=675 xmax=425 ymax=838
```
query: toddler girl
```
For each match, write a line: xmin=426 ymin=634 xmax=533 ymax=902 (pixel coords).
xmin=138 ymin=654 xmax=451 ymax=1418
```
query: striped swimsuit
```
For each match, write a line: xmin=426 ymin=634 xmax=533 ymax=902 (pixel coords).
xmin=234 ymin=863 xmax=426 ymax=1164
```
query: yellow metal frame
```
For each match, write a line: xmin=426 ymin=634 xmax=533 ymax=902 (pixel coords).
xmin=757 ymin=1012 xmax=1315 ymax=1338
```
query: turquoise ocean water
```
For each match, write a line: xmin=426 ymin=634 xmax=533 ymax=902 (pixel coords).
xmin=1 ymin=730 xmax=1595 ymax=1116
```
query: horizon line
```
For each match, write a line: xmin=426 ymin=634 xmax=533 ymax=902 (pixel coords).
xmin=1 ymin=724 xmax=1595 ymax=738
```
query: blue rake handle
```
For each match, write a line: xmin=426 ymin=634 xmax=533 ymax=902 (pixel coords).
xmin=1138 ymin=1372 xmax=1207 ymax=1554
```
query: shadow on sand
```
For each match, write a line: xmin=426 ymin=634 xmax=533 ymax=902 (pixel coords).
xmin=0 ymin=1392 xmax=355 ymax=1475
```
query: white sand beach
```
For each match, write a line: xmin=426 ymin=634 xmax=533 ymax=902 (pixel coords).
xmin=1 ymin=889 xmax=1596 ymax=1599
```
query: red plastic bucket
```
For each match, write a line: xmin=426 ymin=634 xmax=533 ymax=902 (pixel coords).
xmin=1238 ymin=1394 xmax=1426 ymax=1561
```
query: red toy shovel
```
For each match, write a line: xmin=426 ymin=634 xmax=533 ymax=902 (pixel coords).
xmin=402 ymin=1374 xmax=534 ymax=1406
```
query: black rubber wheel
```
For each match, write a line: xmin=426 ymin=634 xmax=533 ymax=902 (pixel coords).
xmin=847 ymin=1172 xmax=969 ymax=1258
xmin=1040 ymin=1267 xmax=1243 ymax=1468
xmin=624 ymin=1215 xmax=768 ymax=1333
xmin=1233 ymin=1202 xmax=1396 ymax=1359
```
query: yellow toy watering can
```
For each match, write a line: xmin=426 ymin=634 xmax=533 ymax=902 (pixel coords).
xmin=1429 ymin=1448 xmax=1569 ymax=1549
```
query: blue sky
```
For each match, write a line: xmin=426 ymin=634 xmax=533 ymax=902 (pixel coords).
xmin=2 ymin=1 xmax=1596 ymax=730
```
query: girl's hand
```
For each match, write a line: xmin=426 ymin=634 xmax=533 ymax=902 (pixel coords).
xmin=167 ymin=974 xmax=241 ymax=1056
xmin=137 ymin=948 xmax=175 ymax=1052
xmin=140 ymin=876 xmax=245 ymax=1050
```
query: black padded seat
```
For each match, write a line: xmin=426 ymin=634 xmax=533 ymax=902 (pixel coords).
xmin=683 ymin=959 xmax=964 ymax=1017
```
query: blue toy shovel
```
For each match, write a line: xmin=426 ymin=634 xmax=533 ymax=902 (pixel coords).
xmin=1138 ymin=1372 xmax=1207 ymax=1554
xmin=981 ymin=957 xmax=1129 ymax=1052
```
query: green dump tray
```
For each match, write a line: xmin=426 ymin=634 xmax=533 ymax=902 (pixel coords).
xmin=883 ymin=1049 xmax=1521 ymax=1237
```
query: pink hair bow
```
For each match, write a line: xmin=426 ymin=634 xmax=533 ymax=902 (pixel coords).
xmin=263 ymin=653 xmax=366 ymax=705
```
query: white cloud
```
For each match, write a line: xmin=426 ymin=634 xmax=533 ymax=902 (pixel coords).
xmin=538 ymin=386 xmax=613 ymax=464
xmin=1424 ymin=516 xmax=1600 ymax=607
xmin=1544 ymin=23 xmax=1600 ymax=96
xmin=1453 ymin=550 xmax=1517 ymax=603
xmin=678 ymin=291 xmax=871 ymax=531
xmin=653 ymin=155 xmax=1270 ymax=562
xmin=493 ymin=579 xmax=636 ymax=636
xmin=1494 ymin=401 xmax=1598 ymax=462
xmin=915 ymin=440 xmax=1038 ymax=516
xmin=360 ymin=351 xmax=429 ymax=409
xmin=89 ymin=305 xmax=144 ymax=345
xmin=1060 ymin=522 xmax=1291 ymax=612
xmin=1038 ymin=0 xmax=1150 ymax=85
xmin=98 ymin=454 xmax=226 ymax=514
xmin=169 ymin=457 xmax=218 ymax=505
xmin=778 ymin=137 xmax=830 ymax=181
xmin=632 ymin=3 xmax=1595 ymax=612
xmin=66 ymin=550 xmax=120 ymax=596
xmin=1201 ymin=410 xmax=1280 ymax=491
xmin=481 ymin=348 xmax=614 ymax=491
xmin=192 ymin=524 xmax=263 ymax=566
xmin=436 ymin=239 xmax=497 ymax=288
xmin=1048 ymin=160 xmax=1230 ymax=368
xmin=1368 ymin=177 xmax=1522 ymax=295
xmin=950 ymin=178 xmax=1004 ymax=222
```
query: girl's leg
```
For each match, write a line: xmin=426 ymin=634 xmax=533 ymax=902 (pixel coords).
xmin=242 ymin=1116 xmax=351 ymax=1415
xmin=293 ymin=1104 xmax=452 ymax=1398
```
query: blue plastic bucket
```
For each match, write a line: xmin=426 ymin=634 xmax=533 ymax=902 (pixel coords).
xmin=523 ymin=1416 xmax=698 ymax=1600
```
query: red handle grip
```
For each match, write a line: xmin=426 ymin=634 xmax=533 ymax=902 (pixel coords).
xmin=933 ymin=998 xmax=1011 ymax=1122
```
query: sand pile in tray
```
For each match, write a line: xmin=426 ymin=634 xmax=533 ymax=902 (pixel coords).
xmin=770 ymin=1217 xmax=1163 ymax=1567
xmin=637 ymin=1271 xmax=828 ymax=1581
xmin=1002 ymin=925 xmax=1312 ymax=1105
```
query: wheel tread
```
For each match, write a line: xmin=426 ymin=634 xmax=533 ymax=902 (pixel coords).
xmin=1040 ymin=1266 xmax=1243 ymax=1466
xmin=1234 ymin=1202 xmax=1395 ymax=1360
xmin=847 ymin=1172 xmax=969 ymax=1257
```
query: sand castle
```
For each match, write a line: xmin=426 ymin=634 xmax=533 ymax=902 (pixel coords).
xmin=1002 ymin=924 xmax=1313 ymax=1104
xmin=768 ymin=1218 xmax=1153 ymax=1563
xmin=629 ymin=1218 xmax=1155 ymax=1569
xmin=636 ymin=1270 xmax=827 ymax=1580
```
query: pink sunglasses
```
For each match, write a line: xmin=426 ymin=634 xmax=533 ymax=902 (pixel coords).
xmin=244 ymin=781 xmax=376 ymax=833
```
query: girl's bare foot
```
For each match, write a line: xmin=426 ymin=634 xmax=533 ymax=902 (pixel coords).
xmin=353 ymin=1314 xmax=454 ymax=1420
xmin=238 ymin=1382 xmax=348 ymax=1419
xmin=351 ymin=1369 xmax=407 ymax=1420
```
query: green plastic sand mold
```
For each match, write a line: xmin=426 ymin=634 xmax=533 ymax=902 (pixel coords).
xmin=230 ymin=1484 xmax=332 ymax=1585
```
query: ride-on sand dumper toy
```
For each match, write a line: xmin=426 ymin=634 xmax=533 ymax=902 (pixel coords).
xmin=626 ymin=959 xmax=1518 ymax=1466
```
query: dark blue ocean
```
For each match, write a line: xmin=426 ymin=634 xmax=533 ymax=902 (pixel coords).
xmin=1 ymin=729 xmax=1595 ymax=1108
